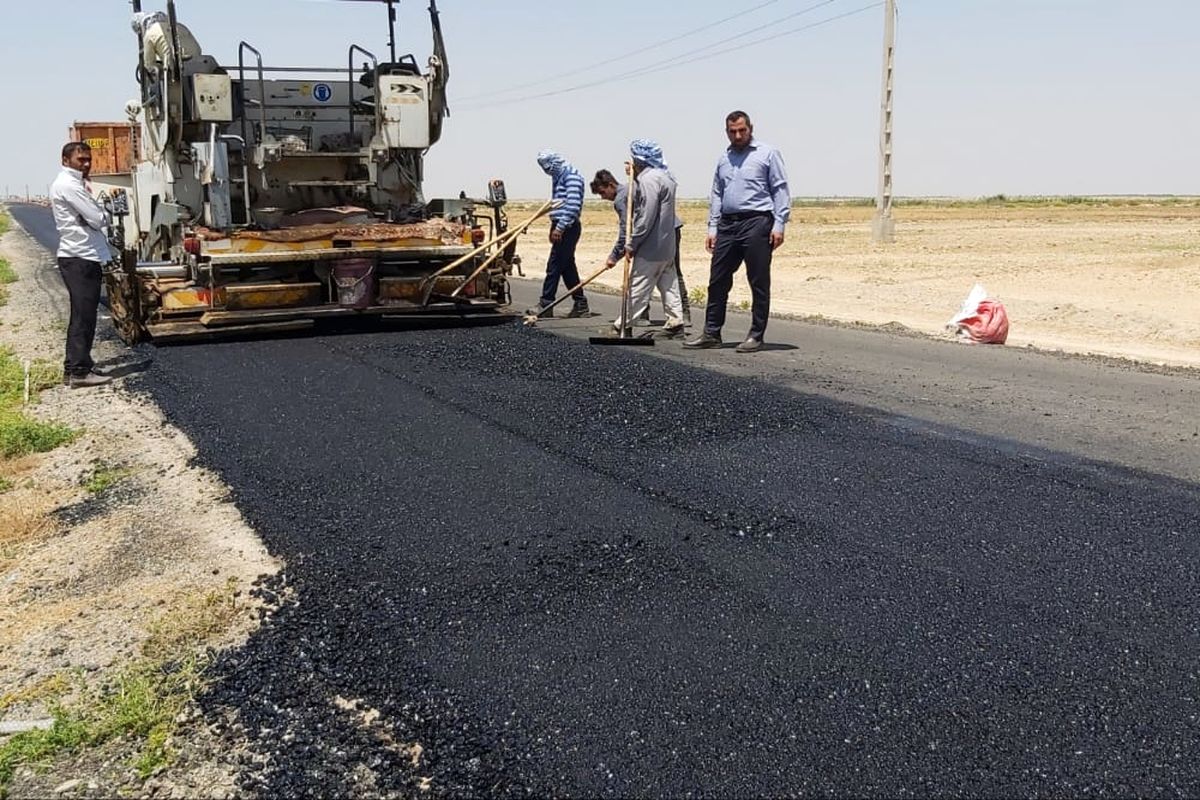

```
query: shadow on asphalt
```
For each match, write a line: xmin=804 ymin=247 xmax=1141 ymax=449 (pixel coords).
xmin=149 ymin=312 xmax=518 ymax=348
xmin=94 ymin=356 xmax=152 ymax=379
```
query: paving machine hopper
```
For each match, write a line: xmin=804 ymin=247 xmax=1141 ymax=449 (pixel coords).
xmin=99 ymin=0 xmax=525 ymax=342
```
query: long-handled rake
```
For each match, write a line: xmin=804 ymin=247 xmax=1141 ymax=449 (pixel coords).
xmin=588 ymin=162 xmax=654 ymax=347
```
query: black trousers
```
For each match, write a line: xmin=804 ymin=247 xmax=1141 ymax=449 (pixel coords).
xmin=704 ymin=214 xmax=773 ymax=339
xmin=540 ymin=221 xmax=586 ymax=308
xmin=57 ymin=257 xmax=102 ymax=376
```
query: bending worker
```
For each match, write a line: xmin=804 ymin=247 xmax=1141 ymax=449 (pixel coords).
xmin=609 ymin=139 xmax=685 ymax=337
xmin=591 ymin=169 xmax=690 ymax=326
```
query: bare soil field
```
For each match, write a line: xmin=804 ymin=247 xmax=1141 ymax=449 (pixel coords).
xmin=519 ymin=200 xmax=1200 ymax=368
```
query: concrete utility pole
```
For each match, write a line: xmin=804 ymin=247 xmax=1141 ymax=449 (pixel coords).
xmin=872 ymin=0 xmax=897 ymax=244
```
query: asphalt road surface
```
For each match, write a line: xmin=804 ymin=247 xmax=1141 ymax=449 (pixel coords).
xmin=9 ymin=206 xmax=1200 ymax=797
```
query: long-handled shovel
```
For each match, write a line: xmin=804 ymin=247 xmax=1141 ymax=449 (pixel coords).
xmin=418 ymin=199 xmax=558 ymax=306
xmin=588 ymin=162 xmax=654 ymax=347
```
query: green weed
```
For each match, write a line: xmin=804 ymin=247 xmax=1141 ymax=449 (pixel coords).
xmin=0 ymin=348 xmax=74 ymax=460
xmin=0 ymin=258 xmax=14 ymax=307
xmin=81 ymin=461 xmax=133 ymax=495
xmin=0 ymin=412 xmax=76 ymax=460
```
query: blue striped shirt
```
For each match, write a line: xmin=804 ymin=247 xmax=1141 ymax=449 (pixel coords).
xmin=707 ymin=138 xmax=791 ymax=235
xmin=548 ymin=163 xmax=585 ymax=231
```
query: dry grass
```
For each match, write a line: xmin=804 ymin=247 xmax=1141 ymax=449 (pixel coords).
xmin=0 ymin=580 xmax=251 ymax=788
xmin=0 ymin=674 xmax=69 ymax=716
xmin=0 ymin=488 xmax=57 ymax=555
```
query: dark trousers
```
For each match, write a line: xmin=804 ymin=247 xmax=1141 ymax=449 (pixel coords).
xmin=57 ymin=257 xmax=102 ymax=376
xmin=675 ymin=227 xmax=690 ymax=321
xmin=704 ymin=214 xmax=773 ymax=340
xmin=540 ymin=221 xmax=586 ymax=308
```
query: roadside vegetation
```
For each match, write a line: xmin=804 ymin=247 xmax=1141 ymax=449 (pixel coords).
xmin=0 ymin=580 xmax=245 ymax=791
xmin=0 ymin=259 xmax=16 ymax=308
xmin=0 ymin=348 xmax=74 ymax=460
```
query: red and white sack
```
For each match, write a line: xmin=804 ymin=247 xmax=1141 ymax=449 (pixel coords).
xmin=947 ymin=283 xmax=1010 ymax=344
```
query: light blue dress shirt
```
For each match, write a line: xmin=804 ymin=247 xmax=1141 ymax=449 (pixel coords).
xmin=707 ymin=138 xmax=791 ymax=235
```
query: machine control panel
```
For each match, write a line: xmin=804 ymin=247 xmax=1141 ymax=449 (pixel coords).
xmin=190 ymin=74 xmax=233 ymax=122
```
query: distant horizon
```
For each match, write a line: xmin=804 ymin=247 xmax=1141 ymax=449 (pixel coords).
xmin=2 ymin=1 xmax=1197 ymax=199
xmin=6 ymin=193 xmax=1200 ymax=204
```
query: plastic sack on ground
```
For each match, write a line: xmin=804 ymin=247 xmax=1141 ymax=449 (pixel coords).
xmin=946 ymin=283 xmax=1010 ymax=344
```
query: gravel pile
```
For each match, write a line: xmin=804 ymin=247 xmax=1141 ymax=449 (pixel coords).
xmin=132 ymin=324 xmax=1200 ymax=797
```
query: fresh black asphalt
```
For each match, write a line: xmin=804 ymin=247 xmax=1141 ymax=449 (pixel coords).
xmin=123 ymin=324 xmax=1199 ymax=798
xmin=8 ymin=201 xmax=1199 ymax=795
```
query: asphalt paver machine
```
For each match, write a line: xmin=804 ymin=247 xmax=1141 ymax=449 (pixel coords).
xmin=102 ymin=0 xmax=528 ymax=342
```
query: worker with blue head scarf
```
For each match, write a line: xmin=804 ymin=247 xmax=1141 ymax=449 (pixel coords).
xmin=533 ymin=150 xmax=590 ymax=318
xmin=608 ymin=138 xmax=686 ymax=337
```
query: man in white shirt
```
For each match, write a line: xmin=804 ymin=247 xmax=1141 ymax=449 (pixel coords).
xmin=50 ymin=142 xmax=113 ymax=388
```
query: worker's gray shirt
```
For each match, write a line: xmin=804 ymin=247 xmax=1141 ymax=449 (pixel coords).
xmin=628 ymin=167 xmax=677 ymax=263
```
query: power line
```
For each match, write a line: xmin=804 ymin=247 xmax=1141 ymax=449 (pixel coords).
xmin=454 ymin=0 xmax=791 ymax=103
xmin=562 ymin=0 xmax=843 ymax=96
xmin=457 ymin=2 xmax=883 ymax=111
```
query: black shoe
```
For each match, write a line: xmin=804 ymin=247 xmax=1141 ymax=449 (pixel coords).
xmin=735 ymin=337 xmax=763 ymax=353
xmin=683 ymin=332 xmax=722 ymax=349
xmin=529 ymin=305 xmax=554 ymax=319
xmin=565 ymin=305 xmax=590 ymax=319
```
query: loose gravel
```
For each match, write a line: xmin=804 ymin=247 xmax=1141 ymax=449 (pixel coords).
xmin=131 ymin=323 xmax=1200 ymax=798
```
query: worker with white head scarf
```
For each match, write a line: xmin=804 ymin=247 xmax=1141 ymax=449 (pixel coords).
xmin=609 ymin=139 xmax=685 ymax=337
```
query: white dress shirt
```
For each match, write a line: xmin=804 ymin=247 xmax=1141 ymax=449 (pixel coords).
xmin=50 ymin=167 xmax=111 ymax=262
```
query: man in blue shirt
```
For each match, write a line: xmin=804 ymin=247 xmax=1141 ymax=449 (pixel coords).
xmin=535 ymin=150 xmax=590 ymax=318
xmin=684 ymin=111 xmax=790 ymax=353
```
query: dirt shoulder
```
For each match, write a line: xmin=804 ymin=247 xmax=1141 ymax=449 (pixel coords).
xmin=0 ymin=215 xmax=279 ymax=797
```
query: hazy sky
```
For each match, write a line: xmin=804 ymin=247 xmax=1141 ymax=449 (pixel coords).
xmin=1 ymin=0 xmax=1196 ymax=199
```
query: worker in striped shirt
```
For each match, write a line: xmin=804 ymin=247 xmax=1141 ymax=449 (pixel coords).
xmin=534 ymin=150 xmax=590 ymax=318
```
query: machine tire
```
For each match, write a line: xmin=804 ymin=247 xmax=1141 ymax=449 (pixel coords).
xmin=103 ymin=269 xmax=146 ymax=345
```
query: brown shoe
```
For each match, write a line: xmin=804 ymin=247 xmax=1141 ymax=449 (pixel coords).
xmin=735 ymin=337 xmax=762 ymax=353
xmin=683 ymin=332 xmax=722 ymax=349
xmin=661 ymin=323 xmax=687 ymax=339
xmin=67 ymin=372 xmax=113 ymax=389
